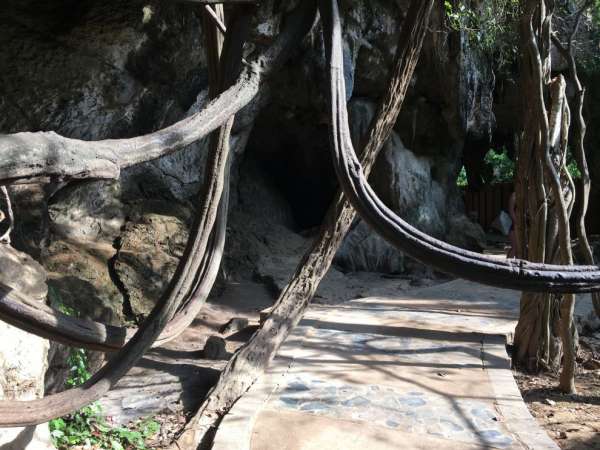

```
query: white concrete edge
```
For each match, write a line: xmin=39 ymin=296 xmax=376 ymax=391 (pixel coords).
xmin=212 ymin=325 xmax=311 ymax=450
xmin=482 ymin=334 xmax=560 ymax=450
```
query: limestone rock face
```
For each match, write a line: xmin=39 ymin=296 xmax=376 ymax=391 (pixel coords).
xmin=0 ymin=244 xmax=52 ymax=449
xmin=446 ymin=213 xmax=487 ymax=252
xmin=0 ymin=1 xmax=205 ymax=140
xmin=2 ymin=1 xmax=492 ymax=324
xmin=335 ymin=221 xmax=405 ymax=274
xmin=336 ymin=99 xmax=484 ymax=273
xmin=121 ymin=91 xmax=212 ymax=202
xmin=48 ymin=180 xmax=125 ymax=243
xmin=44 ymin=180 xmax=126 ymax=323
xmin=0 ymin=243 xmax=48 ymax=301
xmin=43 ymin=179 xmax=125 ymax=326
xmin=114 ymin=201 xmax=191 ymax=318
xmin=43 ymin=239 xmax=124 ymax=325
xmin=371 ymin=134 xmax=447 ymax=238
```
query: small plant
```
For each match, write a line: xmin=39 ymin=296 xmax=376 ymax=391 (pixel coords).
xmin=456 ymin=148 xmax=514 ymax=188
xmin=444 ymin=0 xmax=520 ymax=75
xmin=64 ymin=348 xmax=91 ymax=388
xmin=48 ymin=285 xmax=76 ymax=317
xmin=484 ymin=148 xmax=514 ymax=183
xmin=457 ymin=166 xmax=469 ymax=187
xmin=50 ymin=406 xmax=160 ymax=450
xmin=48 ymin=288 xmax=160 ymax=449
xmin=567 ymin=158 xmax=582 ymax=180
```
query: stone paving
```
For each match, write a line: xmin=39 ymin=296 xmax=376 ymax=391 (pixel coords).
xmin=213 ymin=280 xmax=593 ymax=450
xmin=275 ymin=374 xmax=514 ymax=447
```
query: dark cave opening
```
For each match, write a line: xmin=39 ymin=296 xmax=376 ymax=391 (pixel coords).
xmin=245 ymin=112 xmax=338 ymax=231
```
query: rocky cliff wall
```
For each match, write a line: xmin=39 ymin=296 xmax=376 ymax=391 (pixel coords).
xmin=1 ymin=1 xmax=489 ymax=320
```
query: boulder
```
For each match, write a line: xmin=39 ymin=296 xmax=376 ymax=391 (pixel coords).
xmin=446 ymin=214 xmax=487 ymax=252
xmin=336 ymin=99 xmax=449 ymax=273
xmin=43 ymin=239 xmax=124 ymax=326
xmin=48 ymin=180 xmax=125 ymax=244
xmin=0 ymin=244 xmax=52 ymax=449
xmin=335 ymin=221 xmax=405 ymax=273
xmin=202 ymin=336 xmax=228 ymax=360
xmin=220 ymin=318 xmax=250 ymax=336
xmin=114 ymin=201 xmax=192 ymax=318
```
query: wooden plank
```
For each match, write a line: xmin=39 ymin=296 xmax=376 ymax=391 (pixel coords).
xmin=480 ymin=189 xmax=486 ymax=229
xmin=493 ymin=186 xmax=501 ymax=226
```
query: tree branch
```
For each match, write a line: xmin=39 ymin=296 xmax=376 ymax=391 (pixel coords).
xmin=553 ymin=1 xmax=600 ymax=318
xmin=0 ymin=0 xmax=317 ymax=354
xmin=318 ymin=0 xmax=600 ymax=294
xmin=0 ymin=0 xmax=307 ymax=186
xmin=0 ymin=72 xmax=258 ymax=184
xmin=204 ymin=5 xmax=227 ymax=34
xmin=0 ymin=187 xmax=13 ymax=244
xmin=0 ymin=5 xmax=252 ymax=427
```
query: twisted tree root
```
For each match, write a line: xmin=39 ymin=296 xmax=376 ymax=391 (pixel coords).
xmin=171 ymin=1 xmax=434 ymax=447
xmin=320 ymin=0 xmax=600 ymax=294
xmin=0 ymin=0 xmax=317 ymax=353
xmin=0 ymin=7 xmax=250 ymax=426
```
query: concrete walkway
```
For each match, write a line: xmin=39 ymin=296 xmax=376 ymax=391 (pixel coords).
xmin=213 ymin=280 xmax=583 ymax=450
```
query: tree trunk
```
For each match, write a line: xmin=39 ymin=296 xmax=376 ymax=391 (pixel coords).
xmin=552 ymin=1 xmax=600 ymax=319
xmin=171 ymin=1 xmax=435 ymax=448
xmin=513 ymin=0 xmax=578 ymax=393
xmin=0 ymin=9 xmax=247 ymax=426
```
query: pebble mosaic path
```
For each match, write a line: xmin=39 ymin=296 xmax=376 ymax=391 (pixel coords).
xmin=213 ymin=279 xmax=588 ymax=450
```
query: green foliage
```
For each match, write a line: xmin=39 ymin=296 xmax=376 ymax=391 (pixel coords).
xmin=444 ymin=0 xmax=520 ymax=74
xmin=48 ymin=291 xmax=160 ymax=449
xmin=64 ymin=348 xmax=91 ymax=388
xmin=484 ymin=148 xmax=514 ymax=183
xmin=457 ymin=148 xmax=583 ymax=188
xmin=566 ymin=153 xmax=583 ymax=179
xmin=50 ymin=406 xmax=160 ymax=450
xmin=50 ymin=286 xmax=92 ymax=390
xmin=457 ymin=147 xmax=582 ymax=188
xmin=593 ymin=0 xmax=600 ymax=26
xmin=457 ymin=166 xmax=469 ymax=187
xmin=456 ymin=148 xmax=514 ymax=188
xmin=444 ymin=1 xmax=477 ymax=32
xmin=48 ymin=285 xmax=75 ymax=317
xmin=555 ymin=0 xmax=600 ymax=74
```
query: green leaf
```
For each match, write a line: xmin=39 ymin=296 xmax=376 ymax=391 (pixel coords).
xmin=50 ymin=418 xmax=66 ymax=431
xmin=141 ymin=419 xmax=160 ymax=438
xmin=50 ymin=429 xmax=65 ymax=439
xmin=111 ymin=439 xmax=125 ymax=450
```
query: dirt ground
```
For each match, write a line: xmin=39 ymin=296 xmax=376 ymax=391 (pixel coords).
xmin=514 ymin=340 xmax=600 ymax=450
xmin=104 ymin=273 xmax=431 ymax=448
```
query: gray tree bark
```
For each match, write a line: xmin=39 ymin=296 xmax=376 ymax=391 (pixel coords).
xmin=171 ymin=1 xmax=436 ymax=448
xmin=513 ymin=0 xmax=578 ymax=394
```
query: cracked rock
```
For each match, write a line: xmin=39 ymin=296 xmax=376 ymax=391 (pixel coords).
xmin=202 ymin=336 xmax=228 ymax=360
xmin=114 ymin=200 xmax=192 ymax=319
xmin=220 ymin=318 xmax=250 ymax=335
xmin=0 ymin=244 xmax=53 ymax=449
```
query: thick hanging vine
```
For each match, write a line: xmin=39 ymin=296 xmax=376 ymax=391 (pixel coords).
xmin=0 ymin=0 xmax=598 ymax=444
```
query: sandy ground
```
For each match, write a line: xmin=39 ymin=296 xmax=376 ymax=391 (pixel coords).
xmin=98 ymin=271 xmax=599 ymax=450
xmin=515 ymin=342 xmax=600 ymax=450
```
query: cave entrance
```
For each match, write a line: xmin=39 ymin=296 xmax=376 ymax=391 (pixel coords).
xmin=245 ymin=111 xmax=338 ymax=231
